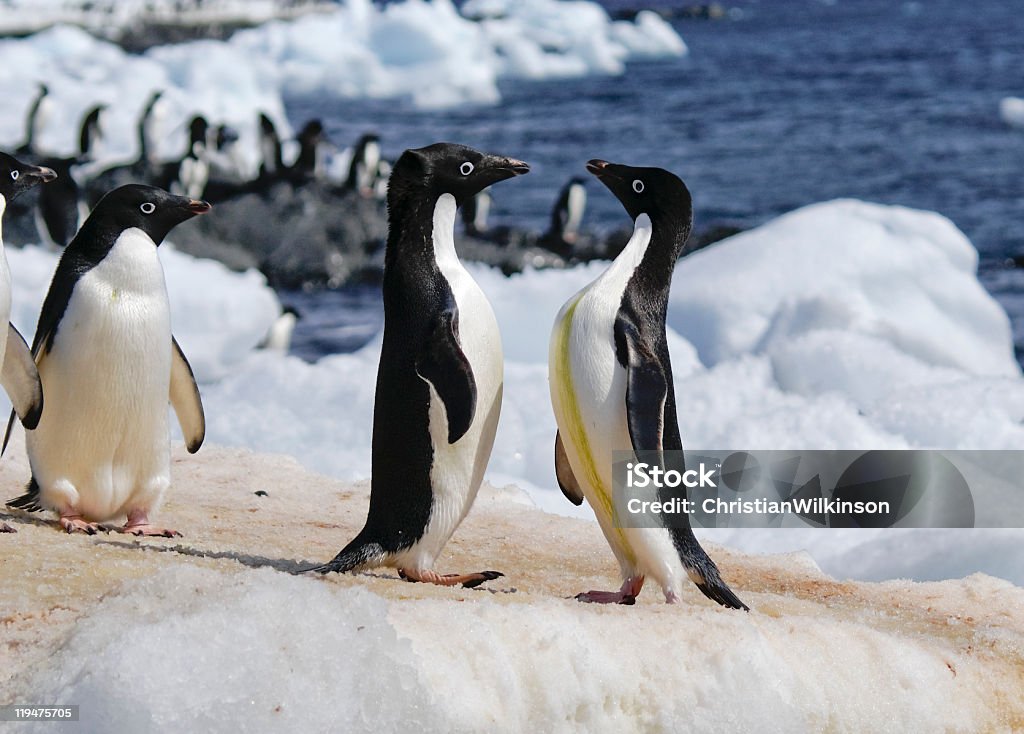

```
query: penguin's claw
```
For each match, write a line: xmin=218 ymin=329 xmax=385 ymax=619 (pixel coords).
xmin=59 ymin=515 xmax=105 ymax=535
xmin=398 ymin=568 xmax=504 ymax=588
xmin=119 ymin=524 xmax=182 ymax=538
xmin=1 ymin=521 xmax=16 ymax=533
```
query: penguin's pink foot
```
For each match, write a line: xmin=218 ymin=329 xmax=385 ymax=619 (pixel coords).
xmin=1 ymin=521 xmax=16 ymax=533
xmin=120 ymin=510 xmax=182 ymax=538
xmin=398 ymin=568 xmax=504 ymax=589
xmin=59 ymin=514 xmax=104 ymax=535
xmin=575 ymin=576 xmax=645 ymax=605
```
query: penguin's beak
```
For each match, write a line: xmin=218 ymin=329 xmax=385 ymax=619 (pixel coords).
xmin=586 ymin=159 xmax=618 ymax=180
xmin=26 ymin=165 xmax=57 ymax=184
xmin=186 ymin=199 xmax=212 ymax=214
xmin=486 ymin=156 xmax=530 ymax=181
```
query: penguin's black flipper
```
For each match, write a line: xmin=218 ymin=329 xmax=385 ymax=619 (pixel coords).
xmin=0 ymin=324 xmax=44 ymax=431
xmin=169 ymin=336 xmax=205 ymax=454
xmin=6 ymin=476 xmax=42 ymax=512
xmin=416 ymin=307 xmax=477 ymax=444
xmin=554 ymin=431 xmax=584 ymax=505
xmin=1 ymin=410 xmax=15 ymax=457
xmin=615 ymin=316 xmax=667 ymax=459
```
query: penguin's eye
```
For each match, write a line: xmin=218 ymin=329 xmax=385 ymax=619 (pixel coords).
xmin=140 ymin=202 xmax=156 ymax=215
xmin=460 ymin=161 xmax=474 ymax=176
xmin=10 ymin=170 xmax=18 ymax=181
xmin=632 ymin=179 xmax=644 ymax=194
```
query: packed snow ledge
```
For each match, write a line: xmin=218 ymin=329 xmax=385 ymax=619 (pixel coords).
xmin=2 ymin=438 xmax=1023 ymax=733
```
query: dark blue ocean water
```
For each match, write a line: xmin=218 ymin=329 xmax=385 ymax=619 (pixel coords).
xmin=285 ymin=0 xmax=1024 ymax=362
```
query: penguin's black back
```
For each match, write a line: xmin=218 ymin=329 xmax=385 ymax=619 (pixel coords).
xmin=360 ymin=191 xmax=452 ymax=554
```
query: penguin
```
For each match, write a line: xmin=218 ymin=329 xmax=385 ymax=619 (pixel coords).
xmin=82 ymin=91 xmax=164 ymax=207
xmin=461 ymin=188 xmax=491 ymax=238
xmin=0 ymin=152 xmax=54 ymax=533
xmin=345 ymin=133 xmax=382 ymax=195
xmin=34 ymin=104 xmax=104 ymax=249
xmin=257 ymin=304 xmax=300 ymax=352
xmin=166 ymin=116 xmax=212 ymax=200
xmin=285 ymin=119 xmax=328 ymax=184
xmin=16 ymin=84 xmax=49 ymax=157
xmin=553 ymin=176 xmax=588 ymax=245
xmin=311 ymin=142 xmax=529 ymax=586
xmin=4 ymin=185 xmax=209 ymax=536
xmin=257 ymin=112 xmax=284 ymax=182
xmin=0 ymin=152 xmax=52 ymax=440
xmin=548 ymin=159 xmax=747 ymax=609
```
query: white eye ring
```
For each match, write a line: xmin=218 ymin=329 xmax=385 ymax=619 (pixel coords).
xmin=10 ymin=170 xmax=18 ymax=181
xmin=460 ymin=161 xmax=474 ymax=176
xmin=632 ymin=179 xmax=644 ymax=193
xmin=140 ymin=202 xmax=156 ymax=214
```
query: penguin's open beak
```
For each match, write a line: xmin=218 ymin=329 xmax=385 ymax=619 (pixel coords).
xmin=586 ymin=159 xmax=617 ymax=180
xmin=186 ymin=199 xmax=212 ymax=214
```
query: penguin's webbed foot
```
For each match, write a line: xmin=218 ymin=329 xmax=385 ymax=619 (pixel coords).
xmin=575 ymin=590 xmax=636 ymax=605
xmin=120 ymin=509 xmax=182 ymax=538
xmin=119 ymin=523 xmax=182 ymax=538
xmin=59 ymin=515 xmax=105 ymax=535
xmin=398 ymin=568 xmax=504 ymax=589
xmin=1 ymin=521 xmax=16 ymax=533
xmin=575 ymin=576 xmax=644 ymax=605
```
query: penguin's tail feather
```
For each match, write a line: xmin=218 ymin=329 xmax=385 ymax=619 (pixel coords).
xmin=305 ymin=536 xmax=387 ymax=575
xmin=6 ymin=477 xmax=43 ymax=513
xmin=677 ymin=532 xmax=749 ymax=611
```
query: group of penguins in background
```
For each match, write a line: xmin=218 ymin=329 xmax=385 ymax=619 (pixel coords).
xmin=0 ymin=133 xmax=748 ymax=611
xmin=4 ymin=84 xmax=718 ymax=290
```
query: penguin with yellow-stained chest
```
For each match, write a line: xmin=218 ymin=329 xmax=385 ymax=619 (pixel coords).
xmin=549 ymin=159 xmax=747 ymax=609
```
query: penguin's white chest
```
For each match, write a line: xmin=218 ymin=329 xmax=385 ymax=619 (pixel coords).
xmin=403 ymin=194 xmax=503 ymax=569
xmin=0 ymin=214 xmax=12 ymax=369
xmin=549 ymin=215 xmax=663 ymax=566
xmin=28 ymin=228 xmax=174 ymax=521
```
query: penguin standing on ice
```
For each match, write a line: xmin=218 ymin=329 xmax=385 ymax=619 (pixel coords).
xmin=5 ymin=185 xmax=208 ymax=536
xmin=312 ymin=143 xmax=529 ymax=586
xmin=34 ymin=104 xmax=104 ymax=249
xmin=549 ymin=160 xmax=747 ymax=609
xmin=0 ymin=152 xmax=53 ymax=532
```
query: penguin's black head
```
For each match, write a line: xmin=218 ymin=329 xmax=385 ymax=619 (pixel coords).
xmin=0 ymin=152 xmax=57 ymax=204
xmin=299 ymin=120 xmax=325 ymax=144
xmin=89 ymin=184 xmax=211 ymax=246
xmin=586 ymin=159 xmax=692 ymax=231
xmin=188 ymin=116 xmax=210 ymax=147
xmin=389 ymin=142 xmax=529 ymax=208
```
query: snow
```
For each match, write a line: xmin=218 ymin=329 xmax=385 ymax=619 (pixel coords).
xmin=0 ymin=0 xmax=685 ymax=172
xmin=3 ymin=199 xmax=1024 ymax=590
xmin=3 ymin=442 xmax=1023 ymax=733
xmin=13 ymin=565 xmax=1015 ymax=733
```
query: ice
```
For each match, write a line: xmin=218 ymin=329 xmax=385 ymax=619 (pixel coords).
xmin=0 ymin=25 xmax=289 ymax=177
xmin=0 ymin=0 xmax=685 ymax=168
xmin=3 ymin=199 xmax=1024 ymax=588
xmin=190 ymin=200 xmax=1024 ymax=585
xmin=4 ymin=479 xmax=1022 ymax=732
xmin=1000 ymin=96 xmax=1024 ymax=128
